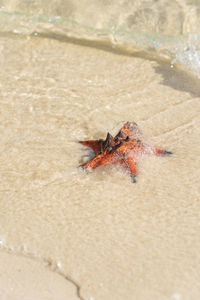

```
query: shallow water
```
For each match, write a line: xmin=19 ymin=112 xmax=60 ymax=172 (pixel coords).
xmin=0 ymin=1 xmax=200 ymax=300
xmin=1 ymin=0 xmax=200 ymax=77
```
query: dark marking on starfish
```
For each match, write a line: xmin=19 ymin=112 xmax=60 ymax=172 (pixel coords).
xmin=79 ymin=122 xmax=172 ymax=182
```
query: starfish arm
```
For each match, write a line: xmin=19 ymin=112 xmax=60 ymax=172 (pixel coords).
xmin=80 ymin=153 xmax=116 ymax=170
xmin=154 ymin=146 xmax=173 ymax=156
xmin=79 ymin=140 xmax=102 ymax=155
xmin=120 ymin=156 xmax=138 ymax=183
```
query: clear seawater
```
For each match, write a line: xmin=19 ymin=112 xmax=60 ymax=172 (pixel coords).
xmin=1 ymin=0 xmax=200 ymax=78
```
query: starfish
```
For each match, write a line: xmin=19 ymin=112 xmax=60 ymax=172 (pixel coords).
xmin=79 ymin=122 xmax=172 ymax=182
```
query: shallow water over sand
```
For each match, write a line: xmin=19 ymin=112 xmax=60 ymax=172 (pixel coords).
xmin=2 ymin=0 xmax=200 ymax=79
xmin=0 ymin=33 xmax=200 ymax=300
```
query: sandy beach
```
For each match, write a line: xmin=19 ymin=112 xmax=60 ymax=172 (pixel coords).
xmin=0 ymin=33 xmax=200 ymax=300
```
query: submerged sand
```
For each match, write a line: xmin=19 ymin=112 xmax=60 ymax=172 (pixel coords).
xmin=0 ymin=34 xmax=200 ymax=300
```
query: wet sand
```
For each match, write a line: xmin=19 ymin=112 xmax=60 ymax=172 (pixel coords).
xmin=0 ymin=251 xmax=79 ymax=300
xmin=0 ymin=34 xmax=200 ymax=300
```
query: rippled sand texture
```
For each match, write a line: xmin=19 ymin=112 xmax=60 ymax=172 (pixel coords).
xmin=4 ymin=0 xmax=200 ymax=34
xmin=0 ymin=35 xmax=200 ymax=300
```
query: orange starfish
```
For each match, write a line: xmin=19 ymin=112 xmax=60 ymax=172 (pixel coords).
xmin=79 ymin=122 xmax=172 ymax=182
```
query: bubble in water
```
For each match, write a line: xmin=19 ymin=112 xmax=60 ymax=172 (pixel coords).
xmin=171 ymin=293 xmax=182 ymax=300
xmin=13 ymin=29 xmax=20 ymax=34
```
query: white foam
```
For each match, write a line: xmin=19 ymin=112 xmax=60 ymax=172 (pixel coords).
xmin=172 ymin=40 xmax=200 ymax=79
xmin=171 ymin=293 xmax=182 ymax=300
